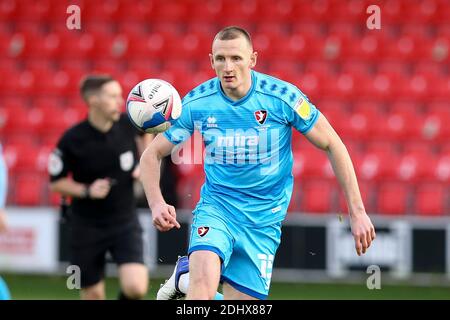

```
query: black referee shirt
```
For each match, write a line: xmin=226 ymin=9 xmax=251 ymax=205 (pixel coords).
xmin=49 ymin=114 xmax=143 ymax=225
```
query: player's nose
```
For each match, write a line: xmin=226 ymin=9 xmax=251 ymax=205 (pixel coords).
xmin=224 ymin=60 xmax=233 ymax=72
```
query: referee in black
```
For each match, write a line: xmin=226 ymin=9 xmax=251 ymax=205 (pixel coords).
xmin=49 ymin=75 xmax=152 ymax=300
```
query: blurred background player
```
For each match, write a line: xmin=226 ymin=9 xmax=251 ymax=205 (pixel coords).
xmin=0 ymin=143 xmax=11 ymax=300
xmin=49 ymin=75 xmax=152 ymax=300
xmin=142 ymin=26 xmax=375 ymax=300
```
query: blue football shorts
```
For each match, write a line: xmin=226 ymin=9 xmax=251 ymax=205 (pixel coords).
xmin=188 ymin=203 xmax=282 ymax=299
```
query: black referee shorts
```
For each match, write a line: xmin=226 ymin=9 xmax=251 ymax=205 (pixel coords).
xmin=68 ymin=217 xmax=145 ymax=288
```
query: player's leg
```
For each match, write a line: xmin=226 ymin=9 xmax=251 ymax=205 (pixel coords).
xmin=118 ymin=263 xmax=148 ymax=299
xmin=80 ymin=281 xmax=105 ymax=300
xmin=157 ymin=255 xmax=224 ymax=300
xmin=186 ymin=205 xmax=234 ymax=300
xmin=187 ymin=250 xmax=221 ymax=300
xmin=110 ymin=218 xmax=148 ymax=299
xmin=157 ymin=255 xmax=190 ymax=300
xmin=69 ymin=221 xmax=108 ymax=300
xmin=221 ymin=221 xmax=282 ymax=300
xmin=222 ymin=283 xmax=257 ymax=300
xmin=157 ymin=205 xmax=232 ymax=300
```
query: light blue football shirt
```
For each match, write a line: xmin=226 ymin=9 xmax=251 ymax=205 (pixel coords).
xmin=164 ymin=70 xmax=320 ymax=227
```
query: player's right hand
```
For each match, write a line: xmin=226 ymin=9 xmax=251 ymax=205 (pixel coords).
xmin=88 ymin=178 xmax=112 ymax=199
xmin=151 ymin=202 xmax=181 ymax=232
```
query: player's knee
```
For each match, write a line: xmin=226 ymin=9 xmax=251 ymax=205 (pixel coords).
xmin=188 ymin=277 xmax=217 ymax=300
xmin=121 ymin=282 xmax=148 ymax=299
xmin=81 ymin=287 xmax=105 ymax=300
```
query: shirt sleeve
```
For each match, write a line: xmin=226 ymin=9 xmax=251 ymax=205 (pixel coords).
xmin=282 ymin=88 xmax=320 ymax=134
xmin=163 ymin=100 xmax=195 ymax=145
xmin=0 ymin=145 xmax=7 ymax=209
xmin=48 ymin=136 xmax=71 ymax=182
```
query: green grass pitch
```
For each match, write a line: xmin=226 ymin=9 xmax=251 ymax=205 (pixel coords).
xmin=2 ymin=274 xmax=450 ymax=300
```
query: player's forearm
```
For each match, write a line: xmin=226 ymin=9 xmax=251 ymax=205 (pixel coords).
xmin=139 ymin=146 xmax=166 ymax=209
xmin=326 ymin=140 xmax=366 ymax=217
xmin=50 ymin=178 xmax=88 ymax=199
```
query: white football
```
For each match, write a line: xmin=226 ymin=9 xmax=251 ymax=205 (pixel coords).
xmin=126 ymin=79 xmax=182 ymax=133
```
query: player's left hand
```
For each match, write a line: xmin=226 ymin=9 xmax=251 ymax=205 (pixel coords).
xmin=350 ymin=212 xmax=376 ymax=256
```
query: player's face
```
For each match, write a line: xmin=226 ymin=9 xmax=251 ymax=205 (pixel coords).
xmin=96 ymin=81 xmax=124 ymax=122
xmin=210 ymin=37 xmax=257 ymax=100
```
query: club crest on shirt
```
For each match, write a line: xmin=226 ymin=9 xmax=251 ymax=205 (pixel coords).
xmin=119 ymin=151 xmax=134 ymax=171
xmin=197 ymin=226 xmax=210 ymax=237
xmin=254 ymin=110 xmax=268 ymax=125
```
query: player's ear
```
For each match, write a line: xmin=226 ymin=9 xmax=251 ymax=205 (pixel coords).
xmin=86 ymin=93 xmax=100 ymax=108
xmin=209 ymin=53 xmax=215 ymax=70
xmin=250 ymin=51 xmax=258 ymax=68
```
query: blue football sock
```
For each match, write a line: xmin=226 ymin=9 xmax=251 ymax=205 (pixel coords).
xmin=214 ymin=292 xmax=224 ymax=300
xmin=0 ymin=276 xmax=11 ymax=300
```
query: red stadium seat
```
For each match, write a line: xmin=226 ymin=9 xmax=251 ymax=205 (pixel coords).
xmin=221 ymin=0 xmax=263 ymax=25
xmin=294 ymin=147 xmax=334 ymax=180
xmin=332 ymin=1 xmax=371 ymax=23
xmin=82 ymin=1 xmax=120 ymax=23
xmin=0 ymin=69 xmax=35 ymax=96
xmin=256 ymin=0 xmax=297 ymax=24
xmin=295 ymin=71 xmax=323 ymax=99
xmin=398 ymin=74 xmax=431 ymax=102
xmin=285 ymin=34 xmax=318 ymax=61
xmin=0 ymin=105 xmax=43 ymax=136
xmin=356 ymin=145 xmax=399 ymax=182
xmin=39 ymin=106 xmax=85 ymax=137
xmin=414 ymin=183 xmax=447 ymax=216
xmin=384 ymin=109 xmax=424 ymax=142
xmin=376 ymin=182 xmax=409 ymax=215
xmin=362 ymin=72 xmax=404 ymax=102
xmin=151 ymin=1 xmax=189 ymax=24
xmin=59 ymin=33 xmax=96 ymax=59
xmin=13 ymin=174 xmax=45 ymax=206
xmin=339 ymin=181 xmax=375 ymax=214
xmin=395 ymin=150 xmax=437 ymax=183
xmin=382 ymin=0 xmax=408 ymax=24
xmin=291 ymin=22 xmax=324 ymax=38
xmin=429 ymin=73 xmax=450 ymax=101
xmin=339 ymin=108 xmax=383 ymax=142
xmin=0 ymin=0 xmax=19 ymax=22
xmin=21 ymin=33 xmax=61 ymax=59
xmin=15 ymin=0 xmax=51 ymax=22
xmin=186 ymin=1 xmax=223 ymax=24
xmin=427 ymin=37 xmax=450 ymax=64
xmin=434 ymin=154 xmax=450 ymax=183
xmin=319 ymin=108 xmax=348 ymax=137
xmin=121 ymin=32 xmax=167 ymax=60
xmin=300 ymin=179 xmax=336 ymax=214
xmin=403 ymin=2 xmax=439 ymax=25
xmin=295 ymin=1 xmax=336 ymax=23
xmin=421 ymin=107 xmax=450 ymax=143
xmin=2 ymin=144 xmax=42 ymax=174
xmin=177 ymin=176 xmax=204 ymax=209
xmin=115 ymin=0 xmax=154 ymax=23
xmin=288 ymin=180 xmax=302 ymax=213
